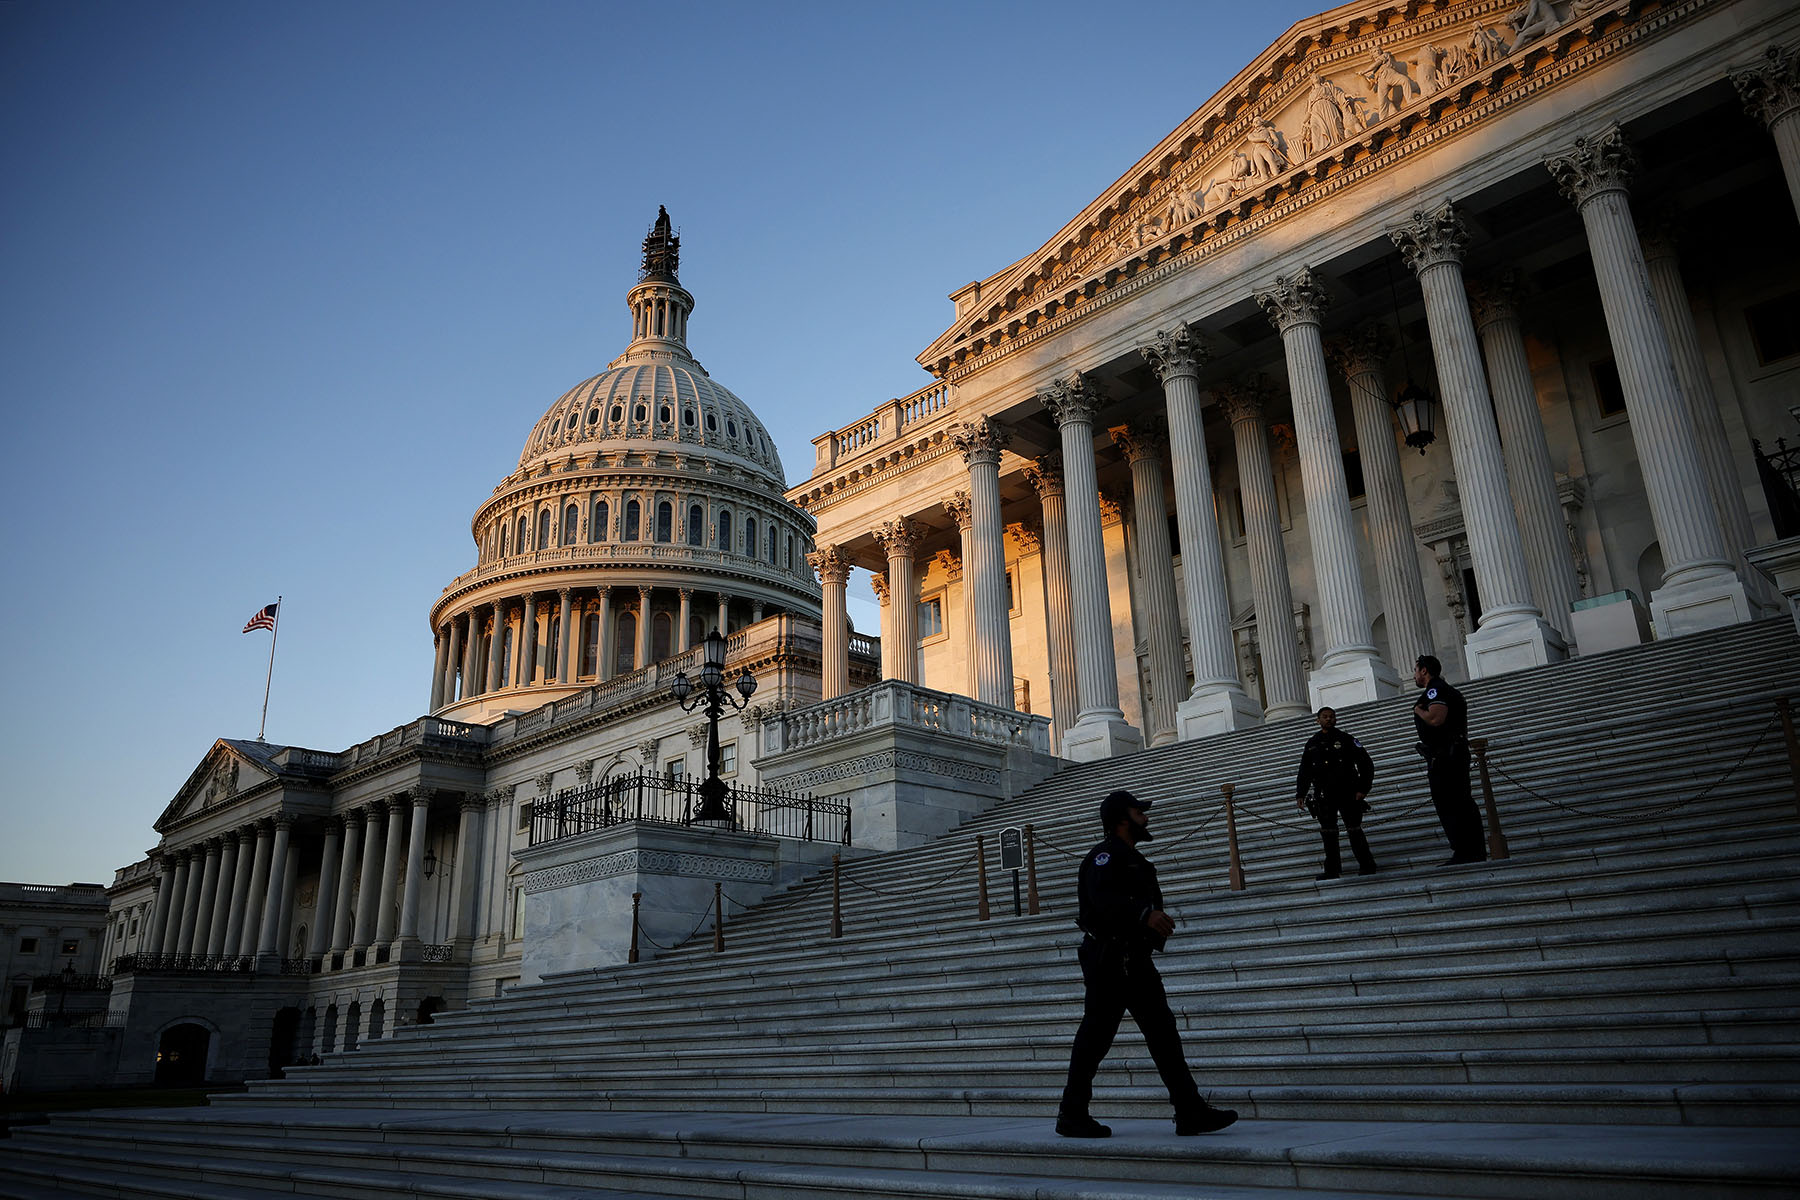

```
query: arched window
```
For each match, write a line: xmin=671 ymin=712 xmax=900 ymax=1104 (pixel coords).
xmin=592 ymin=499 xmax=609 ymax=543
xmin=653 ymin=612 xmax=673 ymax=661
xmin=368 ymin=997 xmax=386 ymax=1041
xmin=786 ymin=534 xmax=794 ymax=569
xmin=767 ymin=525 xmax=777 ymax=564
xmin=624 ymin=499 xmax=641 ymax=541
xmin=562 ymin=503 xmax=578 ymax=544
xmin=581 ymin=613 xmax=599 ymax=677
xmin=688 ymin=612 xmax=706 ymax=647
xmin=345 ymin=1001 xmax=361 ymax=1052
xmin=656 ymin=501 xmax=673 ymax=543
xmin=614 ymin=612 xmax=637 ymax=675
xmin=536 ymin=510 xmax=551 ymax=550
xmin=687 ymin=503 xmax=704 ymax=546
xmin=500 ymin=524 xmax=510 ymax=556
xmin=717 ymin=509 xmax=732 ymax=552
xmin=516 ymin=515 xmax=529 ymax=552
xmin=499 ymin=625 xmax=515 ymax=687
xmin=743 ymin=516 xmax=757 ymax=556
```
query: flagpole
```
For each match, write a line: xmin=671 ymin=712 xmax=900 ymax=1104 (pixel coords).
xmin=258 ymin=595 xmax=282 ymax=742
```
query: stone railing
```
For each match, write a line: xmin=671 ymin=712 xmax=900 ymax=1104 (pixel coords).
xmin=334 ymin=714 xmax=492 ymax=770
xmin=810 ymin=380 xmax=953 ymax=476
xmin=849 ymin=632 xmax=879 ymax=661
xmin=441 ymin=541 xmax=814 ymax=597
xmin=761 ymin=680 xmax=1051 ymax=756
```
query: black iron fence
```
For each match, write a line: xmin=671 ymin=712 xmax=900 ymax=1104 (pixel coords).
xmin=530 ymin=771 xmax=849 ymax=847
xmin=1754 ymin=437 xmax=1800 ymax=539
xmin=30 ymin=973 xmax=110 ymax=994
xmin=110 ymin=953 xmax=255 ymax=976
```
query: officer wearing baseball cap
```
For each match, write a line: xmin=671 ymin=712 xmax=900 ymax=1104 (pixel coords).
xmin=1056 ymin=789 xmax=1238 ymax=1138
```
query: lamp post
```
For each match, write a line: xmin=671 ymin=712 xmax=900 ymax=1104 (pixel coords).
xmin=56 ymin=958 xmax=75 ymax=1023
xmin=672 ymin=629 xmax=757 ymax=825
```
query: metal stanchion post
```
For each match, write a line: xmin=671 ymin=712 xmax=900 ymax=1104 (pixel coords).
xmin=1223 ymin=783 xmax=1245 ymax=892
xmin=976 ymin=834 xmax=991 ymax=921
xmin=830 ymin=853 xmax=843 ymax=939
xmin=713 ymin=881 xmax=724 ymax=953
xmin=628 ymin=891 xmax=641 ymax=964
xmin=1469 ymin=737 xmax=1511 ymax=861
xmin=1778 ymin=698 xmax=1800 ymax=820
xmin=1024 ymin=823 xmax=1041 ymax=915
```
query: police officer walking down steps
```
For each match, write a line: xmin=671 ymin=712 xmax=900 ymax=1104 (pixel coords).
xmin=1412 ymin=654 xmax=1486 ymax=865
xmin=1294 ymin=706 xmax=1378 ymax=879
xmin=1056 ymin=790 xmax=1238 ymax=1139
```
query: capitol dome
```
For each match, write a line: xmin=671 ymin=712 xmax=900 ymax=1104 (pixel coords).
xmin=426 ymin=208 xmax=821 ymax=722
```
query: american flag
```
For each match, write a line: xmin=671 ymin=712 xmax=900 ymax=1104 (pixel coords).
xmin=242 ymin=602 xmax=279 ymax=633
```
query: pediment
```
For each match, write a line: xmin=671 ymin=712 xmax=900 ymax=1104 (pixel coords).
xmin=919 ymin=0 xmax=1636 ymax=375
xmin=156 ymin=739 xmax=278 ymax=830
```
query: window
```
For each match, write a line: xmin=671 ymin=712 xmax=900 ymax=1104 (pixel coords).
xmin=717 ymin=510 xmax=732 ymax=552
xmin=18 ymin=936 xmax=38 ymax=954
xmin=500 ymin=524 xmax=510 ymax=556
xmin=684 ymin=408 xmax=696 ymax=427
xmin=536 ymin=510 xmax=551 ymax=550
xmin=653 ymin=612 xmax=673 ymax=660
xmin=706 ymin=411 xmax=718 ymax=432
xmin=562 ymin=504 xmax=578 ymax=544
xmin=624 ymin=499 xmax=641 ymax=541
xmin=512 ymin=890 xmax=525 ymax=940
xmin=1005 ymin=568 xmax=1018 ymax=616
xmin=516 ymin=515 xmax=529 ymax=551
xmin=727 ymin=419 xmax=738 ymax=439
xmin=60 ymin=938 xmax=79 ymax=955
xmin=660 ymin=404 xmax=672 ymax=423
xmin=614 ymin=612 xmax=637 ymax=674
xmin=499 ymin=626 xmax=514 ymax=687
xmin=665 ymin=758 xmax=686 ymax=782
xmin=720 ymin=741 xmax=738 ymax=776
xmin=1343 ymin=449 xmax=1365 ymax=500
xmin=129 ymin=914 xmax=139 ymax=935
xmin=587 ymin=407 xmax=600 ymax=425
xmin=1229 ymin=489 xmax=1247 ymax=540
xmin=1746 ymin=290 xmax=1800 ymax=365
xmin=1591 ymin=358 xmax=1627 ymax=419
xmin=744 ymin=516 xmax=757 ymax=556
xmin=581 ymin=613 xmax=599 ymax=677
xmin=656 ymin=501 xmax=673 ymax=543
xmin=688 ymin=503 xmax=704 ymax=546
xmin=634 ymin=403 xmax=648 ymax=421
xmin=592 ymin=500 xmax=609 ymax=543
xmin=767 ymin=526 xmax=777 ymax=564
xmin=918 ymin=597 xmax=944 ymax=640
xmin=611 ymin=404 xmax=623 ymax=422
xmin=786 ymin=534 xmax=794 ymax=569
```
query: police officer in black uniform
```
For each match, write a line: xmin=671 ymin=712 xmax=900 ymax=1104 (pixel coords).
xmin=1056 ymin=790 xmax=1238 ymax=1139
xmin=1293 ymin=706 xmax=1378 ymax=879
xmin=1412 ymin=654 xmax=1486 ymax=864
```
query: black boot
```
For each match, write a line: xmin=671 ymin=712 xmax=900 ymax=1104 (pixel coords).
xmin=1056 ymin=1112 xmax=1112 ymax=1138
xmin=1174 ymin=1102 xmax=1238 ymax=1135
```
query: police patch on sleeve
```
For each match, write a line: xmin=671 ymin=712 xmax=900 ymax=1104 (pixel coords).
xmin=1094 ymin=852 xmax=1111 ymax=866
xmin=1427 ymin=688 xmax=1438 ymax=699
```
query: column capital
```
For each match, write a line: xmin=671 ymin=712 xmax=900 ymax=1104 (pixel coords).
xmin=678 ymin=587 xmax=694 ymax=601
xmin=1325 ymin=323 xmax=1395 ymax=380
xmin=873 ymin=516 xmax=924 ymax=560
xmin=1026 ymin=455 xmax=1065 ymax=500
xmin=405 ymin=786 xmax=431 ymax=809
xmin=1216 ymin=378 xmax=1273 ymax=426
xmin=869 ymin=573 xmax=890 ymax=604
xmin=459 ymin=792 xmax=486 ymax=813
xmin=933 ymin=548 xmax=964 ymax=583
xmin=339 ymin=808 xmax=365 ymax=831
xmin=363 ymin=800 xmax=387 ymax=821
xmin=1256 ymin=266 xmax=1331 ymax=333
xmin=1039 ymin=373 xmax=1101 ymax=428
xmin=1390 ymin=198 xmax=1469 ymax=275
xmin=273 ymin=814 xmax=295 ymax=832
xmin=557 ymin=586 xmax=572 ymax=600
xmin=1006 ymin=520 xmax=1043 ymax=556
xmin=1733 ymin=43 xmax=1800 ymax=129
xmin=533 ymin=772 xmax=554 ymax=796
xmin=807 ymin=544 xmax=853 ymax=586
xmin=1108 ymin=420 xmax=1168 ymax=465
xmin=949 ymin=415 xmax=1011 ymax=468
xmin=1635 ymin=207 xmax=1681 ymax=263
xmin=321 ymin=815 xmax=343 ymax=837
xmin=1139 ymin=321 xmax=1208 ymax=382
xmin=1099 ymin=489 xmax=1131 ymax=526
xmin=943 ymin=491 xmax=975 ymax=531
xmin=483 ymin=786 xmax=515 ymax=809
xmin=1466 ymin=269 xmax=1526 ymax=332
xmin=1546 ymin=123 xmax=1635 ymax=208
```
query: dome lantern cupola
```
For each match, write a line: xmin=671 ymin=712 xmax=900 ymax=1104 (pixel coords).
xmin=626 ymin=205 xmax=694 ymax=354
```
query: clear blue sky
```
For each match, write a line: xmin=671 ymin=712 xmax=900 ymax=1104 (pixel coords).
xmin=0 ymin=0 xmax=1325 ymax=885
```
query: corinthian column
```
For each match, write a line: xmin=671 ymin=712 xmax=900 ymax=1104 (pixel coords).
xmin=1108 ymin=420 xmax=1185 ymax=744
xmin=430 ymin=627 xmax=450 ymax=710
xmin=809 ymin=546 xmax=852 ymax=700
xmin=1547 ymin=128 xmax=1751 ymax=635
xmin=1219 ymin=383 xmax=1310 ymax=721
xmin=1139 ymin=325 xmax=1262 ymax=739
xmin=397 ymin=790 xmax=431 ymax=948
xmin=1458 ymin=274 xmax=1584 ymax=646
xmin=1040 ymin=375 xmax=1142 ymax=760
xmin=1026 ymin=459 xmax=1080 ymax=750
xmin=1255 ymin=268 xmax=1399 ymax=706
xmin=597 ymin=589 xmax=614 ymax=680
xmin=1638 ymin=222 xmax=1770 ymax=607
xmin=487 ymin=602 xmax=507 ymax=689
xmin=944 ymin=492 xmax=977 ymax=696
xmin=555 ymin=588 xmax=574 ymax=682
xmin=635 ymin=588 xmax=653 ymax=669
xmin=330 ymin=811 xmax=363 ymax=956
xmin=1734 ymin=44 xmax=1800 ymax=223
xmin=950 ymin=417 xmax=1016 ymax=709
xmin=309 ymin=818 xmax=341 ymax=958
xmin=255 ymin=816 xmax=293 ymax=960
xmin=187 ymin=841 xmax=221 ymax=956
xmin=162 ymin=851 xmax=193 ymax=956
xmin=375 ymin=797 xmax=408 ymax=944
xmin=237 ymin=828 xmax=273 ymax=956
xmin=221 ymin=829 xmax=255 ymax=958
xmin=462 ymin=610 xmax=483 ymax=696
xmin=1391 ymin=205 xmax=1565 ymax=677
xmin=874 ymin=518 xmax=924 ymax=684
xmin=352 ymin=803 xmax=385 ymax=951
xmin=206 ymin=833 xmax=240 ymax=957
xmin=148 ymin=856 xmax=176 ymax=956
xmin=448 ymin=796 xmax=484 ymax=945
xmin=677 ymin=589 xmax=693 ymax=654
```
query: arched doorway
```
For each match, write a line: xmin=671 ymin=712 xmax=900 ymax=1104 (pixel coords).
xmin=417 ymin=996 xmax=446 ymax=1026
xmin=154 ymin=1023 xmax=210 ymax=1086
xmin=267 ymin=1006 xmax=301 ymax=1078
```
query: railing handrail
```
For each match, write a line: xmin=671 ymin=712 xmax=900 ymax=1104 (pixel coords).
xmin=530 ymin=770 xmax=848 ymax=848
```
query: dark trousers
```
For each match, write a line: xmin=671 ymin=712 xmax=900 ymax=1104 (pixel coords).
xmin=1060 ymin=938 xmax=1202 ymax=1117
xmin=1427 ymin=744 xmax=1486 ymax=859
xmin=1316 ymin=796 xmax=1376 ymax=875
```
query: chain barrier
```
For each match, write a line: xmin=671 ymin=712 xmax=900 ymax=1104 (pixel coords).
xmin=1484 ymin=712 xmax=1781 ymax=820
xmin=838 ymin=846 xmax=977 ymax=898
xmin=635 ymin=890 xmax=719 ymax=952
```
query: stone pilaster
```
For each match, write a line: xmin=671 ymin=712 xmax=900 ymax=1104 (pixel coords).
xmin=809 ymin=546 xmax=853 ymax=700
xmin=1256 ymin=267 xmax=1400 ymax=706
xmin=1040 ymin=374 xmax=1142 ymax=760
xmin=874 ymin=517 xmax=924 ymax=684
xmin=1139 ymin=324 xmax=1263 ymax=739
xmin=1218 ymin=383 xmax=1310 ymax=722
xmin=1547 ymin=127 xmax=1751 ymax=635
xmin=1734 ymin=44 xmax=1800 ymax=224
xmin=255 ymin=816 xmax=292 ymax=960
xmin=950 ymin=417 xmax=1017 ymax=709
xmin=1327 ymin=325 xmax=1438 ymax=671
xmin=1027 ymin=458 xmax=1081 ymax=752
xmin=330 ymin=811 xmax=362 ymax=956
xmin=375 ymin=797 xmax=408 ymax=944
xmin=309 ymin=818 xmax=341 ymax=958
xmin=1460 ymin=274 xmax=1584 ymax=647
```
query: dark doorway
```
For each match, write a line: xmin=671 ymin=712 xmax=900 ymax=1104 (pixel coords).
xmin=268 ymin=1006 xmax=301 ymax=1078
xmin=417 ymin=996 xmax=446 ymax=1026
xmin=154 ymin=1023 xmax=209 ymax=1086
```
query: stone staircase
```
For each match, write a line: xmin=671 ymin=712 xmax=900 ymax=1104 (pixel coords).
xmin=5 ymin=618 xmax=1799 ymax=1198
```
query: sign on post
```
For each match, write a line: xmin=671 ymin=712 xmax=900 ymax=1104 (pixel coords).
xmin=1000 ymin=827 xmax=1024 ymax=916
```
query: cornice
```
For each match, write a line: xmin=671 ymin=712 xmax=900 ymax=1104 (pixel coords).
xmin=433 ymin=548 xmax=823 ymax=621
xmin=476 ymin=467 xmax=813 ymax=532
xmin=925 ymin=0 xmax=1696 ymax=381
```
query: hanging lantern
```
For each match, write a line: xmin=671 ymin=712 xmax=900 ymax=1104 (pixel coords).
xmin=1392 ymin=378 xmax=1438 ymax=452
